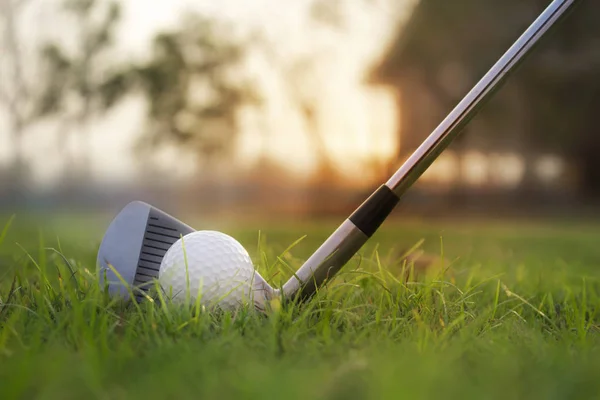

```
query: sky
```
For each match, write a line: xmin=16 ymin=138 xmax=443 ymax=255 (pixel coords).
xmin=0 ymin=0 xmax=417 ymax=187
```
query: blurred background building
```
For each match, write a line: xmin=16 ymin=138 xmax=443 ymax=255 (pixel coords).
xmin=1 ymin=0 xmax=598 ymax=219
xmin=371 ymin=0 xmax=600 ymax=214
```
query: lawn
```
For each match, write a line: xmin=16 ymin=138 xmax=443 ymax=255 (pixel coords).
xmin=0 ymin=211 xmax=599 ymax=399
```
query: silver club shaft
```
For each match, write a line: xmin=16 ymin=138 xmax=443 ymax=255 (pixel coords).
xmin=282 ymin=0 xmax=582 ymax=301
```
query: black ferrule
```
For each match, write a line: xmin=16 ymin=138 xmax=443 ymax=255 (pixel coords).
xmin=349 ymin=185 xmax=399 ymax=237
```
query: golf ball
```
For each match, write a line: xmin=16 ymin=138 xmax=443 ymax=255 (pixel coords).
xmin=158 ymin=230 xmax=256 ymax=310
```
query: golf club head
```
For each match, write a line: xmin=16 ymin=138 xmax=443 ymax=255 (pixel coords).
xmin=97 ymin=201 xmax=195 ymax=300
xmin=97 ymin=201 xmax=279 ymax=308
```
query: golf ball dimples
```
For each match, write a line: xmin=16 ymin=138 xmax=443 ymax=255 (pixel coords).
xmin=159 ymin=230 xmax=255 ymax=310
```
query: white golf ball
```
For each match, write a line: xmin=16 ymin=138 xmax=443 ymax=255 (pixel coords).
xmin=158 ymin=230 xmax=257 ymax=310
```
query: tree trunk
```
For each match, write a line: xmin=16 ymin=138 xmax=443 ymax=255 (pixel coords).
xmin=74 ymin=94 xmax=92 ymax=182
xmin=2 ymin=0 xmax=30 ymax=186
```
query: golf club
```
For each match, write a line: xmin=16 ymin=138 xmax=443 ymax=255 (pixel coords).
xmin=97 ymin=0 xmax=581 ymax=304
xmin=283 ymin=0 xmax=582 ymax=301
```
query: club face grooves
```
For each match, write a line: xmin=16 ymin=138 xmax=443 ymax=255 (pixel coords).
xmin=132 ymin=207 xmax=194 ymax=299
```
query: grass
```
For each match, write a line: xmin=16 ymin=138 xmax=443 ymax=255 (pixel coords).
xmin=0 ymin=211 xmax=600 ymax=399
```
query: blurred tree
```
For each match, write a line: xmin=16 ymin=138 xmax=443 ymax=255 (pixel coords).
xmin=254 ymin=0 xmax=347 ymax=182
xmin=0 ymin=0 xmax=36 ymax=183
xmin=287 ymin=57 xmax=337 ymax=179
xmin=310 ymin=0 xmax=346 ymax=30
xmin=104 ymin=14 xmax=261 ymax=172
xmin=37 ymin=0 xmax=122 ymax=183
xmin=370 ymin=0 xmax=600 ymax=198
xmin=301 ymin=0 xmax=418 ymax=183
xmin=244 ymin=1 xmax=347 ymax=216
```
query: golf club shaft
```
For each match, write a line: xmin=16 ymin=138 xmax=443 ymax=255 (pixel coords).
xmin=282 ymin=0 xmax=581 ymax=301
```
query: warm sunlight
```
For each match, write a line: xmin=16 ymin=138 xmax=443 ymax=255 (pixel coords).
xmin=4 ymin=0 xmax=414 ymax=186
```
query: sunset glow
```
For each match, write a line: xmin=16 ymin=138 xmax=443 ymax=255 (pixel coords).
xmin=2 ymin=0 xmax=415 ymax=187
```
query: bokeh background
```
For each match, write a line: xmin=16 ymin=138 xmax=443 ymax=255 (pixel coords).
xmin=1 ymin=0 xmax=599 ymax=223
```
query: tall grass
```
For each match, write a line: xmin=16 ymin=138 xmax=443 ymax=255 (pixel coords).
xmin=0 ymin=215 xmax=599 ymax=399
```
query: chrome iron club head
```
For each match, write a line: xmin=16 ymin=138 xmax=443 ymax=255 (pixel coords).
xmin=97 ymin=201 xmax=195 ymax=300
